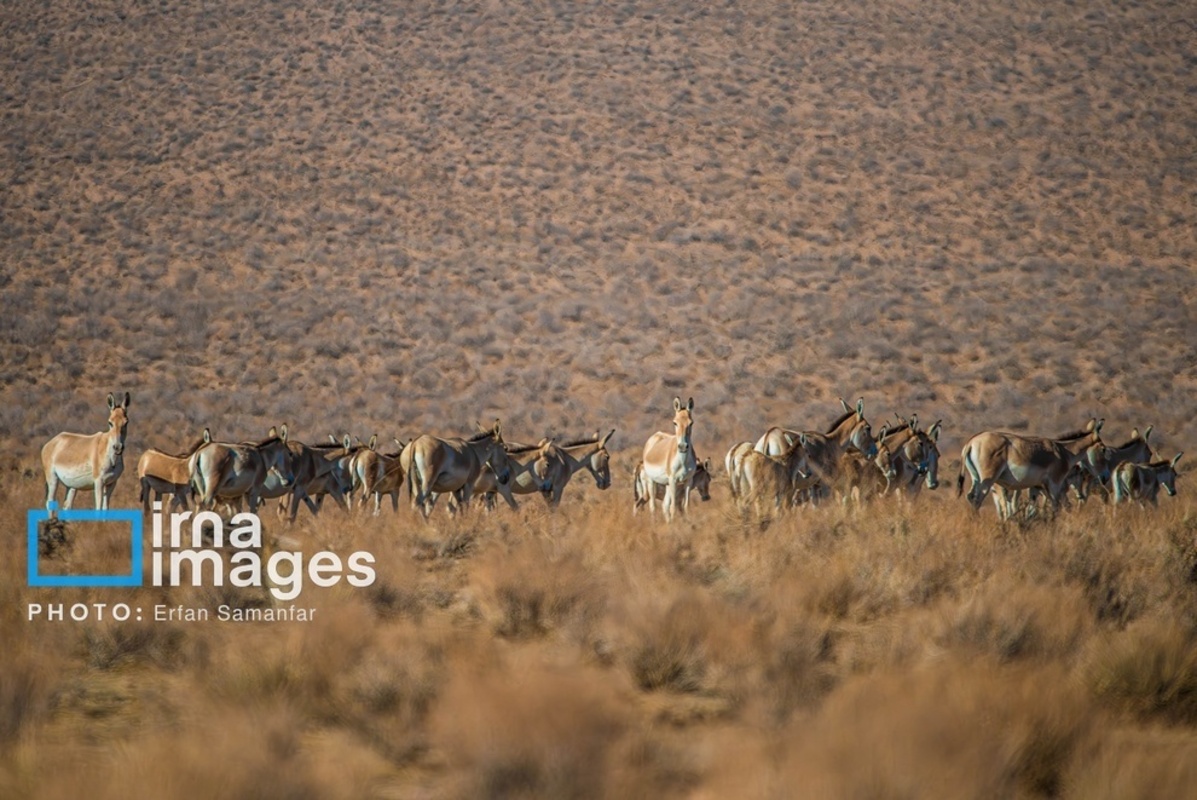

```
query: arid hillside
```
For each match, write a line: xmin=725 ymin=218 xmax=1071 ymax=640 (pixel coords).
xmin=2 ymin=0 xmax=1196 ymax=462
xmin=5 ymin=2 xmax=1197 ymax=796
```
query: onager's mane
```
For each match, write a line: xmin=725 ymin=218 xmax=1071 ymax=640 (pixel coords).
xmin=560 ymin=435 xmax=601 ymax=448
xmin=174 ymin=437 xmax=209 ymax=458
xmin=466 ymin=429 xmax=497 ymax=444
xmin=825 ymin=410 xmax=856 ymax=434
xmin=503 ymin=442 xmax=544 ymax=455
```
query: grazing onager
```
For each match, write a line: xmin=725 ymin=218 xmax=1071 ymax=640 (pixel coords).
xmin=43 ymin=392 xmax=130 ymax=512
xmin=1113 ymin=453 xmax=1183 ymax=506
xmin=638 ymin=397 xmax=697 ymax=522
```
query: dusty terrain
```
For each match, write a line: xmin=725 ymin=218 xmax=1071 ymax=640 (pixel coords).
xmin=3 ymin=0 xmax=1197 ymax=796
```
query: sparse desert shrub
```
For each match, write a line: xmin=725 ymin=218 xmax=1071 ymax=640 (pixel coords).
xmin=83 ymin=620 xmax=187 ymax=670
xmin=1085 ymin=617 xmax=1197 ymax=725
xmin=939 ymin=580 xmax=1092 ymax=663
xmin=472 ymin=540 xmax=604 ymax=642
xmin=770 ymin=659 xmax=1094 ymax=800
xmin=432 ymin=661 xmax=627 ymax=800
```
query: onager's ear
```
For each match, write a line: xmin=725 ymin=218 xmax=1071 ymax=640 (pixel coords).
xmin=686 ymin=397 xmax=694 ymax=412
xmin=343 ymin=435 xmax=352 ymax=450
xmin=280 ymin=423 xmax=288 ymax=443
xmin=856 ymin=398 xmax=865 ymax=420
xmin=601 ymin=429 xmax=615 ymax=448
xmin=1144 ymin=425 xmax=1154 ymax=443
xmin=368 ymin=434 xmax=377 ymax=451
xmin=268 ymin=426 xmax=278 ymax=438
xmin=840 ymin=397 xmax=851 ymax=414
xmin=122 ymin=392 xmax=131 ymax=409
xmin=203 ymin=428 xmax=212 ymax=444
xmin=877 ymin=424 xmax=889 ymax=441
xmin=673 ymin=397 xmax=682 ymax=413
xmin=929 ymin=420 xmax=943 ymax=441
xmin=108 ymin=393 xmax=117 ymax=410
xmin=1172 ymin=452 xmax=1184 ymax=469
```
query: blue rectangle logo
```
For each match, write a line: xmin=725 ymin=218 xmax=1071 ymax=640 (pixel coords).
xmin=27 ymin=504 xmax=143 ymax=587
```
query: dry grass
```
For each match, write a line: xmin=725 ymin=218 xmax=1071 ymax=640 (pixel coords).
xmin=4 ymin=0 xmax=1197 ymax=794
xmin=5 ymin=474 xmax=1197 ymax=797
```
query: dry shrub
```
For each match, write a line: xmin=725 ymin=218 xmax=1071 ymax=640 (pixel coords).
xmin=82 ymin=619 xmax=188 ymax=670
xmin=32 ymin=700 xmax=377 ymax=800
xmin=1085 ymin=617 xmax=1197 ymax=725
xmin=471 ymin=538 xmax=605 ymax=643
xmin=1064 ymin=726 xmax=1197 ymax=800
xmin=797 ymin=558 xmax=897 ymax=622
xmin=1061 ymin=521 xmax=1154 ymax=627
xmin=938 ymin=579 xmax=1093 ymax=663
xmin=0 ymin=647 xmax=53 ymax=747
xmin=752 ymin=616 xmax=839 ymax=723
xmin=767 ymin=659 xmax=1094 ymax=799
xmin=620 ymin=590 xmax=757 ymax=699
xmin=431 ymin=657 xmax=628 ymax=800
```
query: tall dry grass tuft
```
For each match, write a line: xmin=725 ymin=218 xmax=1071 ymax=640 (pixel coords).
xmin=431 ymin=657 xmax=628 ymax=800
xmin=472 ymin=535 xmax=606 ymax=643
xmin=1085 ymin=617 xmax=1197 ymax=726
xmin=761 ymin=659 xmax=1094 ymax=800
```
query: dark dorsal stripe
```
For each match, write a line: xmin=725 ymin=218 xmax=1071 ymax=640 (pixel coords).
xmin=560 ymin=435 xmax=601 ymax=448
xmin=825 ymin=410 xmax=856 ymax=434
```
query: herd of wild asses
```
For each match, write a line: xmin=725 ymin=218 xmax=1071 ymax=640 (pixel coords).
xmin=39 ymin=393 xmax=1184 ymax=524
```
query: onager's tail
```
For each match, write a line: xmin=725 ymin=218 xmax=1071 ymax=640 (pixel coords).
xmin=956 ymin=454 xmax=966 ymax=498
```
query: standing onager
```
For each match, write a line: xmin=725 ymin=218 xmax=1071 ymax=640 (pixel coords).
xmin=878 ymin=416 xmax=942 ymax=497
xmin=834 ymin=437 xmax=900 ymax=505
xmin=754 ymin=397 xmax=879 ymax=501
xmin=138 ymin=432 xmax=209 ymax=512
xmin=522 ymin=430 xmax=616 ymax=509
xmin=1112 ymin=453 xmax=1183 ymax=506
xmin=737 ymin=437 xmax=815 ymax=516
xmin=474 ymin=438 xmax=556 ymax=510
xmin=725 ymin=441 xmax=756 ymax=502
xmin=298 ymin=435 xmax=361 ymax=515
xmin=42 ymin=392 xmax=130 ymax=511
xmin=957 ymin=419 xmax=1111 ymax=519
xmin=188 ymin=430 xmax=295 ymax=514
xmin=634 ymin=456 xmax=712 ymax=513
xmin=401 ymin=420 xmax=511 ymax=519
xmin=638 ymin=397 xmax=697 ymax=522
xmin=351 ymin=437 xmax=406 ymax=516
xmin=1076 ymin=426 xmax=1158 ymax=502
